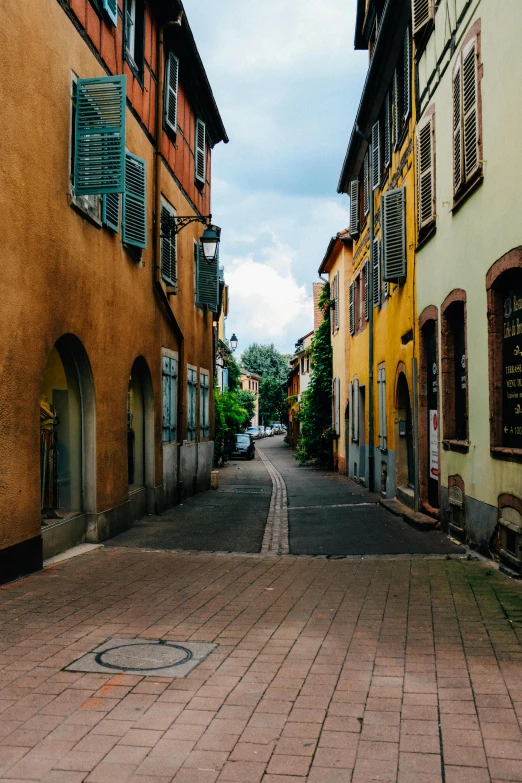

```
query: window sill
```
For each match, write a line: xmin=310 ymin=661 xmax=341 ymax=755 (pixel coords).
xmin=452 ymin=171 xmax=484 ymax=214
xmin=443 ymin=439 xmax=470 ymax=453
xmin=416 ymin=221 xmax=436 ymax=250
xmin=491 ymin=446 xmax=522 ymax=464
xmin=124 ymin=52 xmax=145 ymax=89
xmin=69 ymin=196 xmax=102 ymax=228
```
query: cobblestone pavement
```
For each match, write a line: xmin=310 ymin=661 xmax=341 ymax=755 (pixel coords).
xmin=1 ymin=546 xmax=522 ymax=782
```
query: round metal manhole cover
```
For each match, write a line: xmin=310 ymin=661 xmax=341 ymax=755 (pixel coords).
xmin=95 ymin=641 xmax=193 ymax=672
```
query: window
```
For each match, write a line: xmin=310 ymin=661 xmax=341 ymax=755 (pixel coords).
xmin=164 ymin=52 xmax=179 ymax=134
xmin=124 ymin=0 xmax=145 ymax=77
xmin=382 ymin=187 xmax=406 ymax=281
xmin=123 ymin=151 xmax=147 ymax=249
xmin=378 ymin=365 xmax=387 ymax=450
xmin=162 ymin=356 xmax=178 ymax=442
xmin=160 ymin=199 xmax=177 ymax=286
xmin=331 ymin=272 xmax=339 ymax=333
xmin=195 ymin=119 xmax=206 ymax=185
xmin=102 ymin=0 xmax=118 ymax=26
xmin=441 ymin=295 xmax=468 ymax=444
xmin=200 ymin=371 xmax=210 ymax=438
xmin=453 ymin=35 xmax=481 ymax=198
xmin=187 ymin=367 xmax=197 ymax=440
xmin=417 ymin=113 xmax=435 ymax=230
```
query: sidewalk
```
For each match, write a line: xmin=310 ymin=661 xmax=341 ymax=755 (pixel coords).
xmin=1 ymin=545 xmax=522 ymax=782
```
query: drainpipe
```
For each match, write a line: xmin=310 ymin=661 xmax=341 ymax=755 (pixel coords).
xmin=356 ymin=125 xmax=375 ymax=493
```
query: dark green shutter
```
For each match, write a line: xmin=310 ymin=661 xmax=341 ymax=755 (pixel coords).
xmin=196 ymin=244 xmax=219 ymax=311
xmin=102 ymin=193 xmax=120 ymax=232
xmin=74 ymin=75 xmax=126 ymax=195
xmin=122 ymin=151 xmax=147 ymax=249
xmin=165 ymin=53 xmax=179 ymax=133
xmin=161 ymin=205 xmax=177 ymax=285
xmin=195 ymin=119 xmax=206 ymax=183
xmin=102 ymin=0 xmax=118 ymax=25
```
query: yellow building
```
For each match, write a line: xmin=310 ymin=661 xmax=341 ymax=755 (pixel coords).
xmin=338 ymin=1 xmax=419 ymax=504
xmin=318 ymin=230 xmax=353 ymax=474
xmin=239 ymin=371 xmax=261 ymax=427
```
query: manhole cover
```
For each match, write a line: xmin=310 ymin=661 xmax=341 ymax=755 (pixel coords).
xmin=65 ymin=638 xmax=216 ymax=678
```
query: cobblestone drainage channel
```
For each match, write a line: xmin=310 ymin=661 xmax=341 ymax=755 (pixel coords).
xmin=65 ymin=638 xmax=217 ymax=678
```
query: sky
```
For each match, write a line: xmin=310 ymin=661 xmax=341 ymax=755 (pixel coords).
xmin=185 ymin=0 xmax=368 ymax=355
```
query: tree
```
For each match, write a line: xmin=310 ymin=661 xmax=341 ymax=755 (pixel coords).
xmin=214 ymin=353 xmax=250 ymax=466
xmin=295 ymin=283 xmax=333 ymax=466
xmin=259 ymin=376 xmax=287 ymax=424
xmin=241 ymin=343 xmax=289 ymax=383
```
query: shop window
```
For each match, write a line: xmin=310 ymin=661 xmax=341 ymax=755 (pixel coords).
xmin=441 ymin=294 xmax=468 ymax=447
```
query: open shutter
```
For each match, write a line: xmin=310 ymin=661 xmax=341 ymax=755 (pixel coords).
xmin=349 ymin=282 xmax=355 ymax=335
xmin=364 ymin=262 xmax=370 ymax=321
xmin=384 ymin=92 xmax=392 ymax=168
xmin=372 ymin=121 xmax=381 ymax=190
xmin=165 ymin=52 xmax=179 ymax=133
xmin=195 ymin=119 xmax=206 ymax=184
xmin=382 ymin=187 xmax=406 ymax=281
xmin=102 ymin=192 xmax=120 ymax=232
xmin=403 ymin=29 xmax=411 ymax=121
xmin=160 ymin=204 xmax=177 ymax=285
xmin=350 ymin=180 xmax=360 ymax=236
xmin=393 ymin=70 xmax=401 ymax=147
xmin=74 ymin=75 xmax=126 ymax=195
xmin=363 ymin=153 xmax=369 ymax=215
xmin=372 ymin=237 xmax=381 ymax=307
xmin=102 ymin=0 xmax=118 ymax=26
xmin=196 ymin=244 xmax=219 ymax=311
xmin=462 ymin=39 xmax=479 ymax=181
xmin=412 ymin=0 xmax=433 ymax=36
xmin=453 ymin=58 xmax=463 ymax=193
xmin=417 ymin=116 xmax=435 ymax=229
xmin=122 ymin=152 xmax=147 ymax=248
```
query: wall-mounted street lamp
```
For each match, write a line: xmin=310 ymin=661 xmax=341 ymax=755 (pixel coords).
xmin=161 ymin=213 xmax=221 ymax=263
xmin=230 ymin=333 xmax=238 ymax=353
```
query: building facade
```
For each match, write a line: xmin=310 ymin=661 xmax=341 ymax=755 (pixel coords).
xmin=0 ymin=0 xmax=227 ymax=582
xmin=415 ymin=0 xmax=522 ymax=568
xmin=239 ymin=371 xmax=260 ymax=427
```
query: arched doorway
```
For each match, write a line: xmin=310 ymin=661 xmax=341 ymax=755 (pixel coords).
xmin=396 ymin=372 xmax=414 ymax=492
xmin=127 ymin=357 xmax=154 ymax=514
xmin=40 ymin=335 xmax=95 ymax=522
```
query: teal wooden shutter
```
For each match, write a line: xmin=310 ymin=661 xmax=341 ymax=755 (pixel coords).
xmin=123 ymin=151 xmax=147 ymax=248
xmin=196 ymin=244 xmax=219 ymax=311
xmin=382 ymin=187 xmax=406 ymax=281
xmin=195 ymin=119 xmax=206 ymax=184
xmin=102 ymin=192 xmax=120 ymax=232
xmin=162 ymin=357 xmax=178 ymax=441
xmin=74 ymin=75 xmax=126 ymax=195
xmin=102 ymin=0 xmax=118 ymax=26
xmin=165 ymin=53 xmax=179 ymax=133
xmin=161 ymin=204 xmax=177 ymax=285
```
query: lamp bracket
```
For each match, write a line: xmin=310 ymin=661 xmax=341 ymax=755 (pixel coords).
xmin=160 ymin=213 xmax=213 ymax=239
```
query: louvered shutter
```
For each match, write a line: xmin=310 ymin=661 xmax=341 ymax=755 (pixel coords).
xmin=384 ymin=281 xmax=391 ymax=298
xmin=412 ymin=0 xmax=433 ymax=36
xmin=363 ymin=153 xmax=369 ymax=215
xmin=382 ymin=187 xmax=406 ymax=280
xmin=195 ymin=119 xmax=206 ymax=184
xmin=417 ymin=116 xmax=435 ymax=229
xmin=335 ymin=272 xmax=340 ymax=330
xmin=372 ymin=237 xmax=381 ymax=307
xmin=462 ymin=39 xmax=479 ymax=181
xmin=350 ymin=180 xmax=360 ymax=236
xmin=165 ymin=53 xmax=179 ymax=133
xmin=196 ymin=244 xmax=219 ymax=311
xmin=372 ymin=121 xmax=381 ymax=190
xmin=453 ymin=59 xmax=463 ymax=193
xmin=349 ymin=282 xmax=355 ymax=335
xmin=102 ymin=192 xmax=119 ymax=232
xmin=364 ymin=262 xmax=370 ymax=321
xmin=384 ymin=92 xmax=392 ymax=168
xmin=74 ymin=75 xmax=126 ymax=195
xmin=330 ymin=274 xmax=336 ymax=334
xmin=403 ymin=29 xmax=411 ymax=121
xmin=393 ymin=70 xmax=400 ymax=147
xmin=160 ymin=204 xmax=177 ymax=286
xmin=102 ymin=0 xmax=118 ymax=26
xmin=122 ymin=152 xmax=147 ymax=248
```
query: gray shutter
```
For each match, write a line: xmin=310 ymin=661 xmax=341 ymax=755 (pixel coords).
xmin=364 ymin=262 xmax=370 ymax=321
xmin=102 ymin=192 xmax=119 ymax=232
xmin=195 ymin=119 xmax=206 ymax=184
xmin=453 ymin=59 xmax=463 ymax=192
xmin=372 ymin=121 xmax=381 ymax=190
xmin=462 ymin=39 xmax=479 ymax=181
xmin=417 ymin=116 xmax=435 ymax=229
xmin=349 ymin=282 xmax=355 ymax=335
xmin=412 ymin=0 xmax=433 ymax=36
xmin=350 ymin=180 xmax=360 ymax=236
xmin=384 ymin=92 xmax=392 ymax=168
xmin=382 ymin=187 xmax=406 ymax=281
xmin=378 ymin=366 xmax=387 ymax=450
xmin=403 ymin=29 xmax=411 ymax=121
xmin=372 ymin=237 xmax=381 ymax=307
xmin=162 ymin=356 xmax=177 ymax=442
xmin=363 ymin=153 xmax=369 ymax=215
xmin=165 ymin=53 xmax=179 ymax=133
xmin=122 ymin=151 xmax=147 ymax=248
xmin=160 ymin=204 xmax=177 ymax=286
xmin=196 ymin=244 xmax=219 ymax=311
xmin=393 ymin=70 xmax=400 ymax=147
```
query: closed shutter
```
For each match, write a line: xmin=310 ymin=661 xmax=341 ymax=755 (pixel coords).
xmin=403 ymin=29 xmax=411 ymax=121
xmin=165 ymin=52 xmax=179 ymax=133
xmin=122 ymin=151 xmax=147 ymax=248
xmin=162 ymin=357 xmax=177 ymax=442
xmin=372 ymin=237 xmax=381 ymax=307
xmin=384 ymin=92 xmax=392 ymax=168
xmin=382 ymin=187 xmax=406 ymax=281
xmin=363 ymin=153 xmax=369 ymax=215
xmin=102 ymin=0 xmax=118 ymax=25
xmin=462 ymin=39 xmax=479 ymax=181
xmin=160 ymin=203 xmax=177 ymax=286
xmin=195 ymin=119 xmax=206 ymax=184
xmin=372 ymin=121 xmax=381 ymax=190
xmin=349 ymin=282 xmax=355 ymax=335
xmin=453 ymin=58 xmax=463 ymax=192
xmin=102 ymin=192 xmax=120 ymax=232
xmin=393 ymin=70 xmax=401 ymax=147
xmin=335 ymin=271 xmax=340 ymax=330
xmin=74 ymin=75 xmax=126 ymax=195
xmin=350 ymin=180 xmax=360 ymax=236
xmin=196 ymin=244 xmax=219 ymax=311
xmin=417 ymin=116 xmax=435 ymax=229
xmin=412 ymin=0 xmax=433 ymax=36
xmin=364 ymin=262 xmax=370 ymax=321
xmin=353 ymin=378 xmax=359 ymax=442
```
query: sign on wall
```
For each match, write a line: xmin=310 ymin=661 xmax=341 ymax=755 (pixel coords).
xmin=503 ymin=287 xmax=522 ymax=448
xmin=429 ymin=410 xmax=439 ymax=479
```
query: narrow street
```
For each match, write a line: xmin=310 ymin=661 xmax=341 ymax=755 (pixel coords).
xmin=1 ymin=441 xmax=522 ymax=782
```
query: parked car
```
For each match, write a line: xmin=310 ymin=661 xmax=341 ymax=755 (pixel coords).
xmin=258 ymin=426 xmax=266 ymax=438
xmin=232 ymin=433 xmax=256 ymax=460
xmin=247 ymin=426 xmax=260 ymax=440
xmin=270 ymin=424 xmax=280 ymax=434
xmin=265 ymin=427 xmax=273 ymax=437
